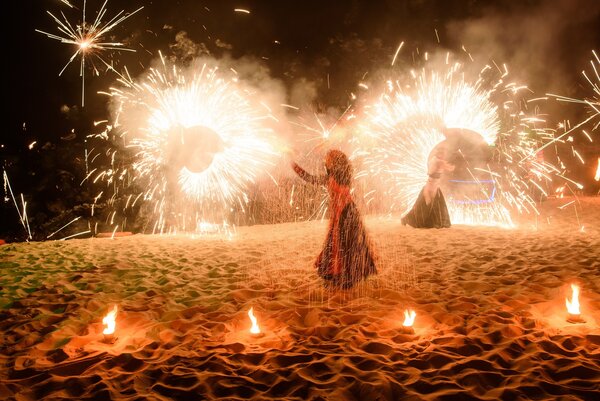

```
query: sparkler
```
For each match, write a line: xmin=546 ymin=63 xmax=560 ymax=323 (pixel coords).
xmin=92 ymin=54 xmax=279 ymax=234
xmin=36 ymin=0 xmax=143 ymax=106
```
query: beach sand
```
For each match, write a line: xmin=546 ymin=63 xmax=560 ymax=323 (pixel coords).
xmin=1 ymin=197 xmax=599 ymax=400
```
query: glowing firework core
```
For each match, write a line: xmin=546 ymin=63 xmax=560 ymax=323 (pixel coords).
xmin=248 ymin=307 xmax=261 ymax=334
xmin=79 ymin=39 xmax=91 ymax=50
xmin=102 ymin=305 xmax=118 ymax=335
xmin=566 ymin=284 xmax=581 ymax=315
xmin=403 ymin=309 xmax=416 ymax=327
xmin=106 ymin=57 xmax=278 ymax=231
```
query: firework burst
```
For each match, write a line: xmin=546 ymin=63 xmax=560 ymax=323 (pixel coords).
xmin=91 ymin=54 xmax=280 ymax=234
xmin=36 ymin=0 xmax=143 ymax=106
xmin=353 ymin=51 xmax=572 ymax=227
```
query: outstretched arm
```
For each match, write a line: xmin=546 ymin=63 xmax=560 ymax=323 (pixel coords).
xmin=292 ymin=162 xmax=327 ymax=185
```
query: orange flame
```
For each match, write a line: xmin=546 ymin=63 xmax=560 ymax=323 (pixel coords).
xmin=402 ymin=309 xmax=416 ymax=327
xmin=248 ymin=307 xmax=260 ymax=334
xmin=595 ymin=157 xmax=600 ymax=181
xmin=102 ymin=305 xmax=118 ymax=335
xmin=565 ymin=284 xmax=580 ymax=315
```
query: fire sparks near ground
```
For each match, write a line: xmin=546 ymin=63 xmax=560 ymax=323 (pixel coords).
xmin=248 ymin=307 xmax=261 ymax=334
xmin=402 ymin=309 xmax=416 ymax=327
xmin=565 ymin=284 xmax=581 ymax=316
xmin=36 ymin=0 xmax=143 ymax=106
xmin=102 ymin=305 xmax=118 ymax=335
xmin=90 ymin=54 xmax=280 ymax=234
xmin=565 ymin=284 xmax=586 ymax=324
xmin=352 ymin=49 xmax=581 ymax=227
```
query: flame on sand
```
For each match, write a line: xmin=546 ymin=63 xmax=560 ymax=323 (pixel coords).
xmin=565 ymin=284 xmax=581 ymax=315
xmin=103 ymin=305 xmax=118 ymax=335
xmin=403 ymin=309 xmax=416 ymax=327
xmin=248 ymin=307 xmax=260 ymax=334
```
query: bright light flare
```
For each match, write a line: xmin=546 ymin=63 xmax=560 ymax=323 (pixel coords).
xmin=102 ymin=305 xmax=118 ymax=335
xmin=566 ymin=284 xmax=581 ymax=316
xmin=402 ymin=309 xmax=416 ymax=327
xmin=248 ymin=307 xmax=261 ymax=334
xmin=354 ymin=51 xmax=568 ymax=228
xmin=100 ymin=55 xmax=279 ymax=234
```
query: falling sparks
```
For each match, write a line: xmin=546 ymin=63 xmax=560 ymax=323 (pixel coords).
xmin=248 ymin=307 xmax=260 ymax=334
xmin=355 ymin=60 xmax=506 ymax=226
xmin=234 ymin=8 xmax=250 ymax=14
xmin=102 ymin=305 xmax=118 ymax=335
xmin=595 ymin=157 xmax=600 ymax=181
xmin=391 ymin=41 xmax=404 ymax=66
xmin=352 ymin=48 xmax=576 ymax=227
xmin=547 ymin=50 xmax=600 ymax=149
xmin=93 ymin=54 xmax=279 ymax=234
xmin=402 ymin=309 xmax=416 ymax=327
xmin=3 ymin=170 xmax=32 ymax=240
xmin=36 ymin=0 xmax=143 ymax=106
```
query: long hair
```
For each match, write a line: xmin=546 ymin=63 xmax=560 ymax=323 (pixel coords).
xmin=325 ymin=150 xmax=353 ymax=186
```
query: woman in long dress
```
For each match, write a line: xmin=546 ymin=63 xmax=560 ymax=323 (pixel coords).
xmin=401 ymin=145 xmax=455 ymax=228
xmin=292 ymin=150 xmax=377 ymax=288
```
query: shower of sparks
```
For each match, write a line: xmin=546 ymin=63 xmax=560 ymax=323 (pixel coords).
xmin=36 ymin=0 xmax=143 ymax=106
xmin=546 ymin=50 xmax=600 ymax=148
xmin=352 ymin=50 xmax=576 ymax=227
xmin=3 ymin=170 xmax=32 ymax=240
xmin=91 ymin=53 xmax=279 ymax=234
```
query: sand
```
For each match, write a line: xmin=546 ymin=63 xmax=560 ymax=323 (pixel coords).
xmin=1 ymin=197 xmax=599 ymax=400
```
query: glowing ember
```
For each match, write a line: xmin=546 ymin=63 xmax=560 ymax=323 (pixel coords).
xmin=403 ymin=309 xmax=416 ymax=327
xmin=102 ymin=305 xmax=118 ymax=335
xmin=595 ymin=158 xmax=600 ymax=181
xmin=248 ymin=307 xmax=261 ymax=334
xmin=565 ymin=284 xmax=581 ymax=316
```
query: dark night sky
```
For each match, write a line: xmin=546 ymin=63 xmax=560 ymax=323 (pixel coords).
xmin=3 ymin=0 xmax=600 ymax=239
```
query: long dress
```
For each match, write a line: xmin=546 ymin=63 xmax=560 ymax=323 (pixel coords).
xmin=401 ymin=157 xmax=452 ymax=229
xmin=293 ymin=163 xmax=377 ymax=288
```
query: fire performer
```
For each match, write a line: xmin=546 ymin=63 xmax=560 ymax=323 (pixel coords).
xmin=402 ymin=144 xmax=455 ymax=228
xmin=291 ymin=150 xmax=377 ymax=288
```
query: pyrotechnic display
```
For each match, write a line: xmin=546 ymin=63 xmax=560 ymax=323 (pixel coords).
xmin=2 ymin=1 xmax=599 ymax=400
xmin=36 ymin=0 xmax=143 ymax=106
xmin=91 ymin=54 xmax=280 ymax=233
